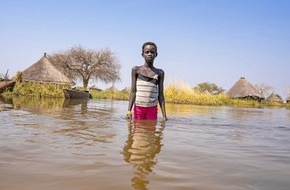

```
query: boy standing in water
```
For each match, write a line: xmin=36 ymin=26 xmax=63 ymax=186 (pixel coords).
xmin=126 ymin=42 xmax=168 ymax=121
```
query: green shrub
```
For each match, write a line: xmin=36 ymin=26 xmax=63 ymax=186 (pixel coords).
xmin=11 ymin=81 xmax=70 ymax=98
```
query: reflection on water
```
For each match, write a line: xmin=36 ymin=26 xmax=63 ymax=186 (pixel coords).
xmin=122 ymin=120 xmax=165 ymax=190
xmin=62 ymin=99 xmax=89 ymax=114
xmin=166 ymin=103 xmax=217 ymax=115
xmin=13 ymin=96 xmax=64 ymax=111
xmin=1 ymin=97 xmax=290 ymax=190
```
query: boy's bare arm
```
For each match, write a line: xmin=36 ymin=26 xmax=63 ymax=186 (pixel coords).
xmin=158 ymin=70 xmax=168 ymax=121
xmin=127 ymin=67 xmax=138 ymax=120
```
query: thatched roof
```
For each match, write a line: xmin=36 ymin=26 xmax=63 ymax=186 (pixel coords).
xmin=266 ymin=93 xmax=283 ymax=102
xmin=286 ymin=96 xmax=290 ymax=103
xmin=121 ymin=87 xmax=131 ymax=92
xmin=226 ymin=77 xmax=264 ymax=100
xmin=89 ymin=85 xmax=102 ymax=91
xmin=0 ymin=80 xmax=16 ymax=93
xmin=22 ymin=54 xmax=74 ymax=84
xmin=106 ymin=84 xmax=118 ymax=92
xmin=202 ymin=90 xmax=212 ymax=95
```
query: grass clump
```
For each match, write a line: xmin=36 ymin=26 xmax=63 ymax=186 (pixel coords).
xmin=164 ymin=81 xmax=227 ymax=106
xmin=90 ymin=90 xmax=129 ymax=100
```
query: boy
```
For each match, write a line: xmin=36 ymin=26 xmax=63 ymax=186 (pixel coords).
xmin=126 ymin=42 xmax=168 ymax=121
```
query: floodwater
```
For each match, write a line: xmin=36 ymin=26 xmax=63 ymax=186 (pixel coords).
xmin=0 ymin=97 xmax=290 ymax=190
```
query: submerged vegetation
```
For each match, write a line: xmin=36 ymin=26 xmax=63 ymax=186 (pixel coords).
xmin=2 ymin=82 xmax=70 ymax=98
xmin=1 ymin=80 xmax=289 ymax=109
xmin=90 ymin=90 xmax=129 ymax=100
xmin=163 ymin=81 xmax=287 ymax=108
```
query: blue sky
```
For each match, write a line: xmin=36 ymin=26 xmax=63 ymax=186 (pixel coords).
xmin=1 ymin=0 xmax=290 ymax=97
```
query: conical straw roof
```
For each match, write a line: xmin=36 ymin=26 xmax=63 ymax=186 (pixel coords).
xmin=22 ymin=54 xmax=74 ymax=84
xmin=89 ymin=85 xmax=102 ymax=91
xmin=121 ymin=87 xmax=131 ymax=92
xmin=266 ymin=93 xmax=283 ymax=102
xmin=106 ymin=84 xmax=118 ymax=92
xmin=286 ymin=96 xmax=290 ymax=103
xmin=226 ymin=77 xmax=264 ymax=99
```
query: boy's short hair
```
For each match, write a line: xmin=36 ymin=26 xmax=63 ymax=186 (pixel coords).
xmin=142 ymin=42 xmax=157 ymax=52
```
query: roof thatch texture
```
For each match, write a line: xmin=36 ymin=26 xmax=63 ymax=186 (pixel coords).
xmin=121 ymin=87 xmax=131 ymax=92
xmin=202 ymin=90 xmax=212 ymax=95
xmin=22 ymin=55 xmax=74 ymax=84
xmin=0 ymin=80 xmax=16 ymax=93
xmin=286 ymin=96 xmax=290 ymax=103
xmin=266 ymin=93 xmax=283 ymax=102
xmin=226 ymin=77 xmax=264 ymax=100
xmin=89 ymin=85 xmax=102 ymax=91
xmin=106 ymin=84 xmax=118 ymax=92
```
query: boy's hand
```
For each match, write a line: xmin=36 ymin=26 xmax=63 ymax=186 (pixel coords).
xmin=126 ymin=111 xmax=132 ymax=120
xmin=163 ymin=116 xmax=168 ymax=121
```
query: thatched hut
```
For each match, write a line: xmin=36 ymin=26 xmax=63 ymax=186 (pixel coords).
xmin=121 ymin=87 xmax=131 ymax=92
xmin=106 ymin=84 xmax=119 ymax=92
xmin=286 ymin=96 xmax=290 ymax=103
xmin=266 ymin=93 xmax=283 ymax=103
xmin=0 ymin=80 xmax=16 ymax=93
xmin=89 ymin=85 xmax=102 ymax=91
xmin=22 ymin=53 xmax=74 ymax=84
xmin=202 ymin=90 xmax=212 ymax=95
xmin=226 ymin=77 xmax=264 ymax=100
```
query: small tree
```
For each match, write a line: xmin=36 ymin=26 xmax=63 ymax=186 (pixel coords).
xmin=49 ymin=45 xmax=121 ymax=89
xmin=193 ymin=82 xmax=225 ymax=95
xmin=254 ymin=83 xmax=273 ymax=98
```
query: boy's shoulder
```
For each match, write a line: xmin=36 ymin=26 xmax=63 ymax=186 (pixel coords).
xmin=132 ymin=66 xmax=141 ymax=71
xmin=132 ymin=66 xmax=142 ymax=74
xmin=155 ymin=68 xmax=164 ymax=75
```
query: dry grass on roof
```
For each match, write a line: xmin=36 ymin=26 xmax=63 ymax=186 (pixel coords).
xmin=226 ymin=77 xmax=264 ymax=99
xmin=266 ymin=93 xmax=283 ymax=102
xmin=106 ymin=85 xmax=119 ymax=92
xmin=22 ymin=56 xmax=73 ymax=84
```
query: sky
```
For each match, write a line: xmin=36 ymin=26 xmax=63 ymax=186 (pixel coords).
xmin=1 ymin=0 xmax=290 ymax=98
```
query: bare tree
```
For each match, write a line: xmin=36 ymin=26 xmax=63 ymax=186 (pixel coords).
xmin=49 ymin=46 xmax=121 ymax=89
xmin=254 ymin=83 xmax=273 ymax=98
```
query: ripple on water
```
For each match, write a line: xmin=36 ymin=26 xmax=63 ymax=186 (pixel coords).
xmin=1 ymin=100 xmax=290 ymax=190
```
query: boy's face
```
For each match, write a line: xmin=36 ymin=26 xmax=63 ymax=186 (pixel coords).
xmin=142 ymin=45 xmax=157 ymax=63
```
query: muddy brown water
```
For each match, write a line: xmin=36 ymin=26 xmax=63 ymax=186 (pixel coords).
xmin=1 ymin=97 xmax=290 ymax=190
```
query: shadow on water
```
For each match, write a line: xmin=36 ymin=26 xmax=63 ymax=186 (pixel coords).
xmin=122 ymin=119 xmax=165 ymax=190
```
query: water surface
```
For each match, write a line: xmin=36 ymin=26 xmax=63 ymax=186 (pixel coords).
xmin=1 ymin=97 xmax=289 ymax=190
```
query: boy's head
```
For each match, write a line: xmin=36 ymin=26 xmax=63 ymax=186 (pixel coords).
xmin=142 ymin=42 xmax=158 ymax=63
xmin=142 ymin=42 xmax=157 ymax=53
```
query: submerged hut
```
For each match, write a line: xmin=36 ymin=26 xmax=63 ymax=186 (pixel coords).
xmin=0 ymin=71 xmax=16 ymax=93
xmin=266 ymin=93 xmax=283 ymax=103
xmin=286 ymin=96 xmax=290 ymax=103
xmin=121 ymin=87 xmax=131 ymax=93
xmin=0 ymin=80 xmax=16 ymax=93
xmin=226 ymin=77 xmax=264 ymax=101
xmin=89 ymin=85 xmax=102 ymax=91
xmin=106 ymin=84 xmax=119 ymax=92
xmin=22 ymin=53 xmax=74 ymax=84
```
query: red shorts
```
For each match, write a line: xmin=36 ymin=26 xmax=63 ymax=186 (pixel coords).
xmin=133 ymin=105 xmax=158 ymax=120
